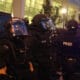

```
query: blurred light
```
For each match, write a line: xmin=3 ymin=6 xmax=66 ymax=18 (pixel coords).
xmin=11 ymin=13 xmax=14 ymax=17
xmin=60 ymin=8 xmax=67 ymax=14
xmin=1 ymin=0 xmax=5 ymax=2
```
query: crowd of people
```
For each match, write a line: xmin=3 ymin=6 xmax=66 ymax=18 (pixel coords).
xmin=0 ymin=12 xmax=80 ymax=80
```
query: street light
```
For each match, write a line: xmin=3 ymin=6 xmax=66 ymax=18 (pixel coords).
xmin=60 ymin=8 xmax=67 ymax=14
xmin=60 ymin=8 xmax=67 ymax=28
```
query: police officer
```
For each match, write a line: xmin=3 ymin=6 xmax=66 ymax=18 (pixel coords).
xmin=3 ymin=18 xmax=35 ymax=80
xmin=53 ymin=15 xmax=80 ymax=80
xmin=29 ymin=13 xmax=57 ymax=80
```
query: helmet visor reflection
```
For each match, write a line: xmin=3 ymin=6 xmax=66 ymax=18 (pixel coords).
xmin=40 ymin=19 xmax=55 ymax=30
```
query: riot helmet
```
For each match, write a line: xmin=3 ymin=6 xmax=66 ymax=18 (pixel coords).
xmin=66 ymin=15 xmax=78 ymax=32
xmin=9 ymin=17 xmax=29 ymax=37
xmin=32 ymin=14 xmax=55 ymax=31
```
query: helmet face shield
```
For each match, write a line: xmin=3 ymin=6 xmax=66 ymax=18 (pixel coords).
xmin=11 ymin=19 xmax=28 ymax=36
xmin=40 ymin=18 xmax=55 ymax=30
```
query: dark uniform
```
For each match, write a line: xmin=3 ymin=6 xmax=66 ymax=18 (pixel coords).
xmin=29 ymin=14 xmax=57 ymax=80
xmin=5 ymin=18 xmax=34 ymax=80
xmin=0 ymin=45 xmax=15 ymax=80
xmin=54 ymin=27 xmax=80 ymax=80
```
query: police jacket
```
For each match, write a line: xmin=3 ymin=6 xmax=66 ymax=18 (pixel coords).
xmin=28 ymin=24 xmax=52 ymax=64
